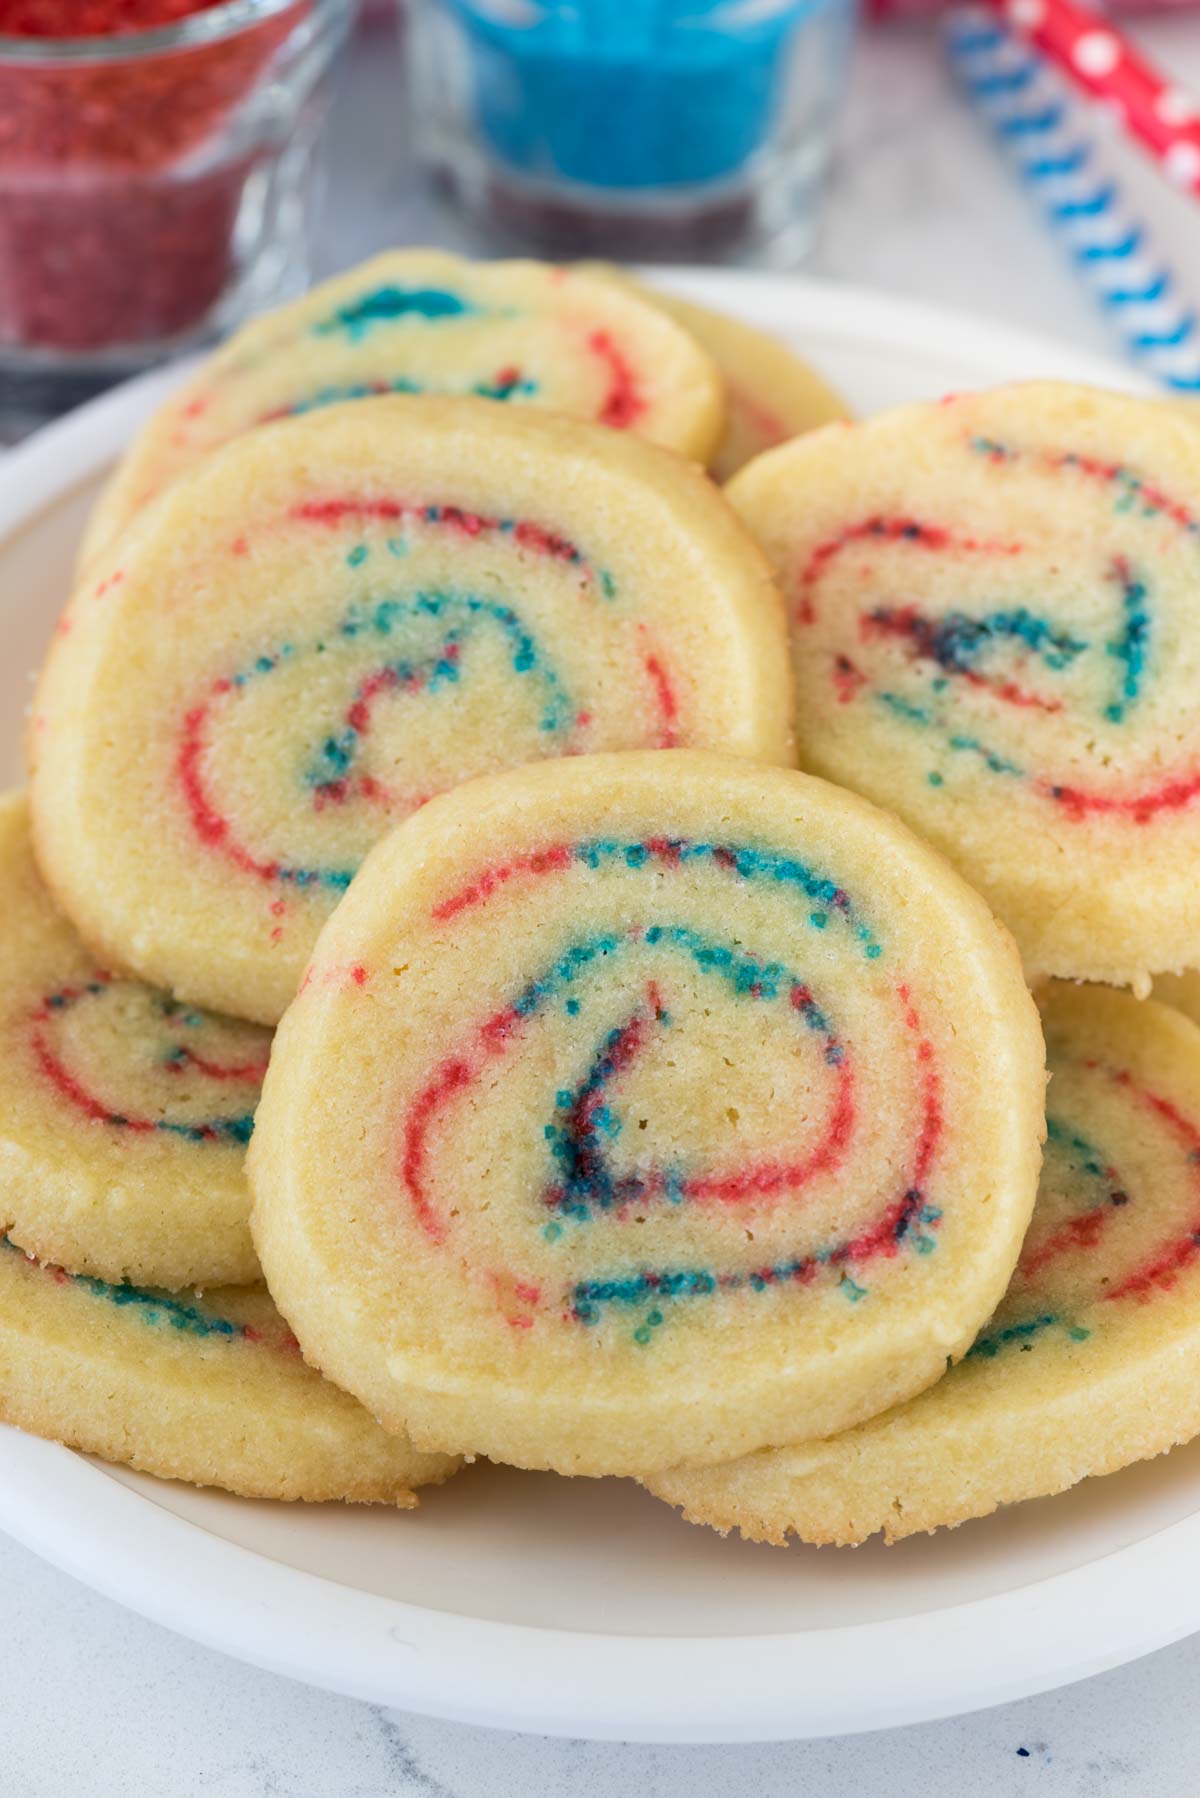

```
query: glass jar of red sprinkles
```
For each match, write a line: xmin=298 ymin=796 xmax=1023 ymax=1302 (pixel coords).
xmin=0 ymin=0 xmax=352 ymax=420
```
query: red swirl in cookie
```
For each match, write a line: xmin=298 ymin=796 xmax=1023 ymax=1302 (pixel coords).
xmin=728 ymin=384 xmax=1200 ymax=982
xmin=36 ymin=400 xmax=790 ymax=1025
xmin=173 ymin=502 xmax=678 ymax=897
xmin=983 ymin=1018 xmax=1200 ymax=1345
xmin=28 ymin=974 xmax=267 ymax=1147
xmin=402 ymin=835 xmax=943 ymax=1340
xmin=795 ymin=487 xmax=1180 ymax=815
xmin=642 ymin=985 xmax=1200 ymax=1544
xmin=80 ymin=250 xmax=725 ymax=562
xmin=248 ymin=756 xmax=1043 ymax=1475
xmin=0 ymin=791 xmax=269 ymax=1291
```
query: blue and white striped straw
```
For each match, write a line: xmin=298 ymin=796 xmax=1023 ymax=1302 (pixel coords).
xmin=946 ymin=7 xmax=1200 ymax=392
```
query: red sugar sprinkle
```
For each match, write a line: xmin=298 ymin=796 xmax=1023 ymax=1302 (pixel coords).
xmin=402 ymin=999 xmax=535 ymax=1243
xmin=1047 ymin=767 xmax=1200 ymax=825
xmin=0 ymin=4 xmax=304 ymax=351
xmin=726 ymin=380 xmax=788 ymax=451
xmin=683 ymin=1057 xmax=856 ymax=1206
xmin=587 ymin=328 xmax=646 ymax=430
xmin=432 ymin=845 xmax=572 ymax=922
xmin=292 ymin=497 xmax=406 ymax=526
xmin=831 ymin=654 xmax=867 ymax=706
xmin=514 ymin=520 xmax=572 ymax=560
xmin=1020 ymin=1206 xmax=1109 ymax=1278
xmin=168 ymin=1045 xmax=268 ymax=1082
xmin=796 ymin=516 xmax=1023 ymax=627
xmin=31 ymin=1027 xmax=155 ymax=1129
xmin=0 ymin=2 xmax=227 ymax=34
xmin=290 ymin=497 xmax=596 ymax=583
xmin=177 ymin=695 xmax=280 ymax=883
xmin=643 ymin=651 xmax=680 ymax=747
xmin=490 ymin=1269 xmax=541 ymax=1331
xmin=862 ymin=606 xmax=1063 ymax=715
xmin=1106 ymin=1232 xmax=1200 ymax=1303
xmin=402 ymin=1058 xmax=471 ymax=1244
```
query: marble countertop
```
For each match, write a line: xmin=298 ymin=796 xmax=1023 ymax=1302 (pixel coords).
xmin=5 ymin=12 xmax=1200 ymax=1794
xmin=5 ymin=1522 xmax=1200 ymax=1795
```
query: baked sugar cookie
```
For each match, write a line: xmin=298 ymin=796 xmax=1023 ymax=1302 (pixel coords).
xmin=1152 ymin=968 xmax=1200 ymax=1026
xmin=33 ymin=397 xmax=791 ymax=1026
xmin=583 ymin=267 xmax=851 ymax=481
xmin=646 ymin=984 xmax=1200 ymax=1544
xmin=729 ymin=383 xmax=1200 ymax=987
xmin=248 ymin=752 xmax=1044 ymax=1478
xmin=0 ymin=792 xmax=266 ymax=1289
xmin=80 ymin=250 xmax=724 ymax=562
xmin=0 ymin=1239 xmax=459 ymax=1503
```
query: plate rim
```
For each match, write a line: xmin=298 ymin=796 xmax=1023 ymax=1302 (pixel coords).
xmin=4 ymin=1423 xmax=1199 ymax=1743
xmin=0 ymin=268 xmax=1176 ymax=1744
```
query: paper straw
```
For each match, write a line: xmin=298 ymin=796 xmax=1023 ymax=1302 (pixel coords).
xmin=947 ymin=9 xmax=1200 ymax=391
xmin=980 ymin=0 xmax=1200 ymax=197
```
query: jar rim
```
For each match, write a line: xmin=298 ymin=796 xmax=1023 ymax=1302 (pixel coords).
xmin=0 ymin=0 xmax=348 ymax=64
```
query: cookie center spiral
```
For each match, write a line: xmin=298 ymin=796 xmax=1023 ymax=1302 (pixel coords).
xmin=399 ymin=837 xmax=946 ymax=1344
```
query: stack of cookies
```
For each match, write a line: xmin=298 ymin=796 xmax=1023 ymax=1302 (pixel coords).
xmin=7 ymin=247 xmax=1200 ymax=1547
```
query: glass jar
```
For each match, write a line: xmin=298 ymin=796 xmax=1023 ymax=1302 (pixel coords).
xmin=408 ymin=0 xmax=857 ymax=266
xmin=0 ymin=0 xmax=353 ymax=419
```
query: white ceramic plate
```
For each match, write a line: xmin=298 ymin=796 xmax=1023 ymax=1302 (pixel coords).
xmin=0 ymin=271 xmax=1186 ymax=1746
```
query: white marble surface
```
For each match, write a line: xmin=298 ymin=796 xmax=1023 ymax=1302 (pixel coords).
xmin=5 ymin=1521 xmax=1200 ymax=1794
xmin=6 ymin=12 xmax=1200 ymax=1792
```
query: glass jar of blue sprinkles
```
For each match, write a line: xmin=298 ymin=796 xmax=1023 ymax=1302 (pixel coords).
xmin=407 ymin=0 xmax=857 ymax=265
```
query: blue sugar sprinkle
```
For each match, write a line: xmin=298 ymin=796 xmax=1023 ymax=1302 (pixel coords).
xmin=968 ymin=1313 xmax=1060 ymax=1359
xmin=313 ymin=285 xmax=476 ymax=340
xmin=3 ymin=1241 xmax=251 ymax=1341
xmin=1104 ymin=563 xmax=1150 ymax=724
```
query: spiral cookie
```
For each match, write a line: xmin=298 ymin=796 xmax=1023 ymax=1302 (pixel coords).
xmin=646 ymin=984 xmax=1200 ymax=1544
xmin=79 ymin=250 xmax=725 ymax=563
xmin=33 ymin=397 xmax=791 ymax=1026
xmin=0 ymin=1240 xmax=459 ymax=1503
xmin=729 ymin=383 xmax=1200 ymax=987
xmin=248 ymin=752 xmax=1044 ymax=1478
xmin=582 ymin=266 xmax=851 ymax=482
xmin=0 ymin=792 xmax=267 ymax=1289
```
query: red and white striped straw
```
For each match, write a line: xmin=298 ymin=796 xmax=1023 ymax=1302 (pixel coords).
xmin=982 ymin=0 xmax=1200 ymax=194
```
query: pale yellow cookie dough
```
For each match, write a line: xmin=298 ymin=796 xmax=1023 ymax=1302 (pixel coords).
xmin=32 ymin=396 xmax=792 ymax=1026
xmin=249 ymin=752 xmax=1044 ymax=1479
xmin=1151 ymin=967 xmax=1200 ymax=1025
xmin=0 ymin=791 xmax=266 ymax=1288
xmin=728 ymin=382 xmax=1200 ymax=988
xmin=80 ymin=249 xmax=725 ymax=562
xmin=645 ymin=984 xmax=1200 ymax=1544
xmin=0 ymin=1240 xmax=459 ymax=1504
